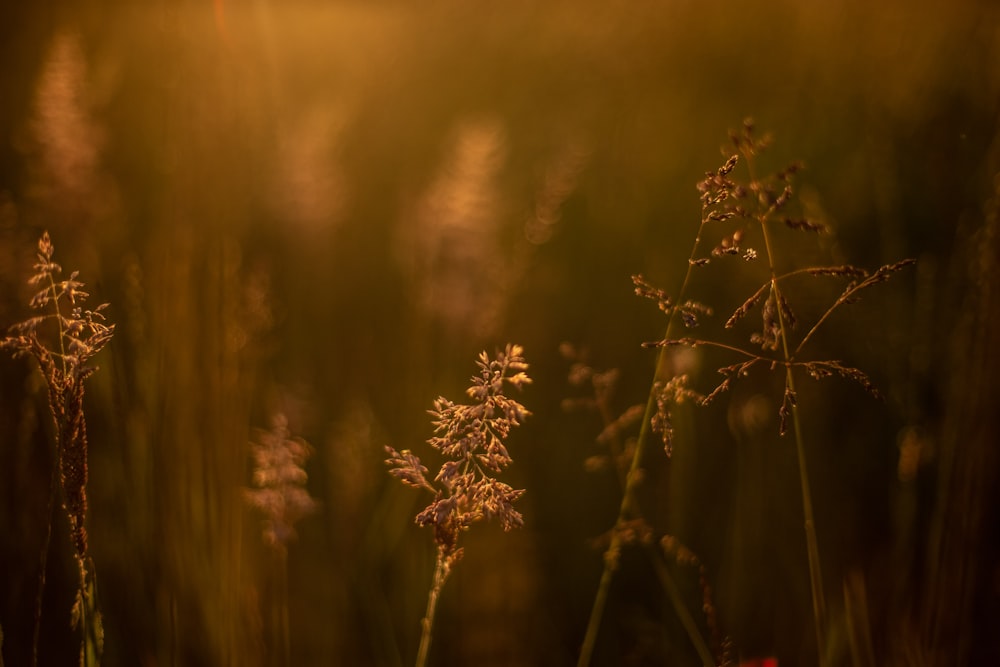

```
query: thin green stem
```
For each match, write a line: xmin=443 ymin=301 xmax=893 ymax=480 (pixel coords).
xmin=78 ymin=560 xmax=103 ymax=667
xmin=414 ymin=553 xmax=449 ymax=667
xmin=787 ymin=390 xmax=828 ymax=659
xmin=647 ymin=546 xmax=717 ymax=667
xmin=577 ymin=220 xmax=714 ymax=667
xmin=749 ymin=150 xmax=828 ymax=664
xmin=32 ymin=460 xmax=60 ymax=667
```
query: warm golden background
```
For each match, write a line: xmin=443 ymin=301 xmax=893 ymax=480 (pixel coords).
xmin=1 ymin=1 xmax=998 ymax=665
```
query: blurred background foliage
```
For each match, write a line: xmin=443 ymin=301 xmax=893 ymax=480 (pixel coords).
xmin=1 ymin=0 xmax=998 ymax=665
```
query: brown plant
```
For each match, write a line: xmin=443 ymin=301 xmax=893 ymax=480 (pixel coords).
xmin=2 ymin=231 xmax=113 ymax=667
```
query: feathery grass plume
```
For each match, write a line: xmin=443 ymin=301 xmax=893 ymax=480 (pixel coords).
xmin=2 ymin=231 xmax=113 ymax=667
xmin=244 ymin=413 xmax=318 ymax=667
xmin=386 ymin=344 xmax=531 ymax=667
xmin=244 ymin=413 xmax=318 ymax=553
xmin=636 ymin=121 xmax=915 ymax=665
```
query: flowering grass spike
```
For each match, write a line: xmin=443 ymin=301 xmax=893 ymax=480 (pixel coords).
xmin=386 ymin=343 xmax=531 ymax=667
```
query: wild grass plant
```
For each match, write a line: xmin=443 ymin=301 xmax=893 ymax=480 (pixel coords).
xmin=386 ymin=344 xmax=531 ymax=667
xmin=2 ymin=231 xmax=114 ymax=667
xmin=575 ymin=121 xmax=914 ymax=666
xmin=244 ymin=413 xmax=318 ymax=667
xmin=1 ymin=4 xmax=997 ymax=664
xmin=561 ymin=345 xmax=718 ymax=667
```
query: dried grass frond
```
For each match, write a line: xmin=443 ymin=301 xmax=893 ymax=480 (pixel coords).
xmin=390 ymin=344 xmax=531 ymax=555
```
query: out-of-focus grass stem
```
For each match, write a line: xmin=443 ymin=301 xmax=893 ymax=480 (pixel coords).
xmin=577 ymin=211 xmax=714 ymax=667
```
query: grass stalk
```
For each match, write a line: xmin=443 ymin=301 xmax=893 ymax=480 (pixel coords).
xmin=414 ymin=554 xmax=449 ymax=667
xmin=749 ymin=150 xmax=828 ymax=663
xmin=28 ymin=260 xmax=75 ymax=667
xmin=647 ymin=544 xmax=717 ymax=667
xmin=3 ymin=232 xmax=113 ymax=667
xmin=386 ymin=345 xmax=531 ymax=667
xmin=577 ymin=206 xmax=716 ymax=667
xmin=32 ymin=462 xmax=59 ymax=667
xmin=783 ymin=366 xmax=827 ymax=661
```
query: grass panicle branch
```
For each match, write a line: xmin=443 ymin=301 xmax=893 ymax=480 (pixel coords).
xmin=386 ymin=344 xmax=531 ymax=667
xmin=2 ymin=231 xmax=114 ymax=667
